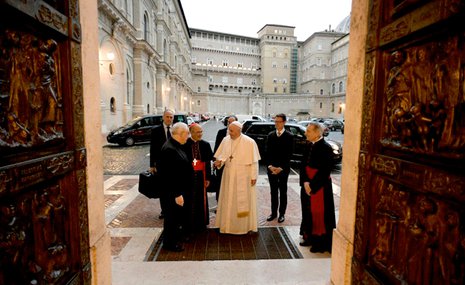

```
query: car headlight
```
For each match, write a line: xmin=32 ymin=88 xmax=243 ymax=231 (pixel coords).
xmin=114 ymin=129 xmax=122 ymax=135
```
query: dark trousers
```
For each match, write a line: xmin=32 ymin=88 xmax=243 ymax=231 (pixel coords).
xmin=160 ymin=196 xmax=182 ymax=247
xmin=267 ymin=169 xmax=289 ymax=216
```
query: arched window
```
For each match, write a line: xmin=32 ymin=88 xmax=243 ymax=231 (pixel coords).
xmin=320 ymin=89 xmax=324 ymax=95
xmin=163 ymin=39 xmax=167 ymax=62
xmin=143 ymin=12 xmax=149 ymax=41
xmin=332 ymin=83 xmax=336 ymax=94
xmin=319 ymin=102 xmax=323 ymax=109
xmin=339 ymin=81 xmax=344 ymax=93
xmin=332 ymin=103 xmax=335 ymax=112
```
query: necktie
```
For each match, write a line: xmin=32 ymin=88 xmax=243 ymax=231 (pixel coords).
xmin=166 ymin=126 xmax=171 ymax=139
xmin=277 ymin=130 xmax=281 ymax=137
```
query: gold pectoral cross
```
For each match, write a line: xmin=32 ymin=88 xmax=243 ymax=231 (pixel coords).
xmin=193 ymin=158 xmax=198 ymax=166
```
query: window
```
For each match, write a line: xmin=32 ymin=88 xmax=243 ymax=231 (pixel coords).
xmin=110 ymin=97 xmax=116 ymax=112
xmin=274 ymin=87 xmax=278 ymax=93
xmin=320 ymin=89 xmax=324 ymax=95
xmin=251 ymin=79 xmax=256 ymax=85
xmin=197 ymin=87 xmax=201 ymax=92
xmin=339 ymin=81 xmax=344 ymax=92
xmin=143 ymin=12 xmax=149 ymax=40
xmin=207 ymin=58 xmax=213 ymax=65
xmin=283 ymin=63 xmax=288 ymax=69
xmin=272 ymin=62 xmax=277 ymax=68
xmin=222 ymin=60 xmax=228 ymax=67
xmin=197 ymin=100 xmax=200 ymax=106
xmin=208 ymin=76 xmax=213 ymax=82
xmin=332 ymin=83 xmax=336 ymax=94
xmin=319 ymin=102 xmax=323 ymax=109
xmin=237 ymin=62 xmax=243 ymax=68
xmin=332 ymin=103 xmax=335 ymax=112
xmin=283 ymin=87 xmax=286 ymax=93
xmin=317 ymin=44 xmax=322 ymax=50
xmin=191 ymin=57 xmax=196 ymax=64
xmin=282 ymin=79 xmax=287 ymax=84
xmin=273 ymin=78 xmax=278 ymax=83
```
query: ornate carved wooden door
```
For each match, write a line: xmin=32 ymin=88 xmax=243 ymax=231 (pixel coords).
xmin=0 ymin=1 xmax=90 ymax=284
xmin=353 ymin=0 xmax=465 ymax=284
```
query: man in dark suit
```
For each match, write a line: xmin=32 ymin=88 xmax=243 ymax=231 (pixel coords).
xmin=158 ymin=122 xmax=192 ymax=252
xmin=212 ymin=115 xmax=237 ymax=200
xmin=265 ymin=113 xmax=294 ymax=223
xmin=150 ymin=109 xmax=174 ymax=219
xmin=299 ymin=122 xmax=336 ymax=253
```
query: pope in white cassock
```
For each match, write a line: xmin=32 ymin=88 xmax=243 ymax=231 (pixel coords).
xmin=213 ymin=121 xmax=261 ymax=234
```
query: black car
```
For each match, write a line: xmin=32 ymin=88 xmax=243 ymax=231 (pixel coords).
xmin=241 ymin=119 xmax=261 ymax=133
xmin=106 ymin=114 xmax=187 ymax=146
xmin=244 ymin=122 xmax=342 ymax=163
xmin=323 ymin=119 xmax=344 ymax=131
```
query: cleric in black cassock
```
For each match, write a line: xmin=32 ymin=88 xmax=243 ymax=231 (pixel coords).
xmin=183 ymin=124 xmax=213 ymax=235
xmin=299 ymin=122 xmax=336 ymax=253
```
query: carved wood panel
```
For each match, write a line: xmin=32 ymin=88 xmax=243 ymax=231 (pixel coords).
xmin=353 ymin=0 xmax=465 ymax=284
xmin=0 ymin=1 xmax=90 ymax=285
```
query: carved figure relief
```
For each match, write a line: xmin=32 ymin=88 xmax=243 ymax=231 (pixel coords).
xmin=371 ymin=177 xmax=465 ymax=284
xmin=0 ymin=30 xmax=63 ymax=150
xmin=382 ymin=35 xmax=465 ymax=158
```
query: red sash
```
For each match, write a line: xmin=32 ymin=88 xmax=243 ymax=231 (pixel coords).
xmin=193 ymin=160 xmax=208 ymax=221
xmin=306 ymin=166 xmax=326 ymax=235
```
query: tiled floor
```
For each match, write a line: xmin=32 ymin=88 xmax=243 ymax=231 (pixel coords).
xmin=107 ymin=173 xmax=340 ymax=285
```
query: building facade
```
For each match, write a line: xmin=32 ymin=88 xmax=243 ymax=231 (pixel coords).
xmin=97 ymin=0 xmax=350 ymax=133
xmin=98 ymin=0 xmax=193 ymax=133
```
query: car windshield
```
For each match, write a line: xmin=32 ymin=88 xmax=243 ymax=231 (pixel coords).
xmin=125 ymin=117 xmax=142 ymax=127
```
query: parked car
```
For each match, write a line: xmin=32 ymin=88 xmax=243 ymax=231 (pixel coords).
xmin=106 ymin=114 xmax=187 ymax=146
xmin=187 ymin=116 xmax=195 ymax=126
xmin=297 ymin=121 xmax=330 ymax=136
xmin=323 ymin=119 xmax=344 ymax=131
xmin=241 ymin=119 xmax=261 ymax=133
xmin=244 ymin=122 xmax=342 ymax=164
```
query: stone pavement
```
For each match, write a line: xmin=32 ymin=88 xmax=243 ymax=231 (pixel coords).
xmin=105 ymin=169 xmax=340 ymax=284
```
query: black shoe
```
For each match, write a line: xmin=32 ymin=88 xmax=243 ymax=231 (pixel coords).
xmin=310 ymin=245 xmax=328 ymax=253
xmin=278 ymin=216 xmax=285 ymax=223
xmin=266 ymin=214 xmax=277 ymax=221
xmin=299 ymin=240 xmax=312 ymax=247
xmin=159 ymin=212 xmax=164 ymax=219
xmin=162 ymin=243 xmax=184 ymax=252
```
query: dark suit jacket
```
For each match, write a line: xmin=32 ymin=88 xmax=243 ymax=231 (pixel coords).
xmin=184 ymin=138 xmax=213 ymax=181
xmin=150 ymin=124 xmax=168 ymax=167
xmin=158 ymin=137 xmax=193 ymax=199
xmin=213 ymin=127 xmax=227 ymax=155
xmin=265 ymin=130 xmax=294 ymax=171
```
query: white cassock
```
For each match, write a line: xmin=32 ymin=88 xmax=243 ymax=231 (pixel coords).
xmin=214 ymin=134 xmax=261 ymax=234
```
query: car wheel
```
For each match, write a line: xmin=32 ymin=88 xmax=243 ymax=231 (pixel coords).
xmin=125 ymin=137 xmax=135 ymax=146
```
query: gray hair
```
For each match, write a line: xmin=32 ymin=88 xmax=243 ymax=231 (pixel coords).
xmin=308 ymin=122 xmax=323 ymax=136
xmin=171 ymin=122 xmax=188 ymax=135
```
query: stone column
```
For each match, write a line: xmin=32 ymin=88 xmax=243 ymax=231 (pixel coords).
xmin=80 ymin=0 xmax=111 ymax=284
xmin=155 ymin=68 xmax=165 ymax=113
xmin=132 ymin=47 xmax=144 ymax=117
xmin=330 ymin=0 xmax=368 ymax=284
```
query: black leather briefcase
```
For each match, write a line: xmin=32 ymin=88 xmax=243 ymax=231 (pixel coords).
xmin=138 ymin=171 xmax=161 ymax=199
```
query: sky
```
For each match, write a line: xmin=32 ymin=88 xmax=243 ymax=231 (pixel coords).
xmin=180 ymin=0 xmax=352 ymax=41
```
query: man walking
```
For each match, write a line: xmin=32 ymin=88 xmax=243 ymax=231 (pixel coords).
xmin=213 ymin=121 xmax=261 ymax=234
xmin=265 ymin=113 xmax=294 ymax=223
xmin=184 ymin=124 xmax=213 ymax=236
xmin=158 ymin=122 xmax=192 ymax=252
xmin=149 ymin=109 xmax=174 ymax=219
